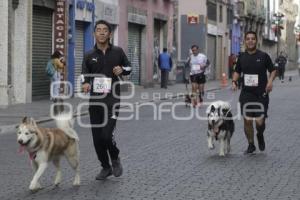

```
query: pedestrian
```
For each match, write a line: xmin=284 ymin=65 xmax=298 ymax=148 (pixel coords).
xmin=81 ymin=20 xmax=131 ymax=180
xmin=228 ymin=53 xmax=236 ymax=79
xmin=183 ymin=50 xmax=193 ymax=83
xmin=275 ymin=51 xmax=287 ymax=82
xmin=232 ymin=31 xmax=277 ymax=154
xmin=189 ymin=45 xmax=210 ymax=107
xmin=234 ymin=52 xmax=243 ymax=89
xmin=47 ymin=50 xmax=65 ymax=115
xmin=158 ymin=47 xmax=172 ymax=89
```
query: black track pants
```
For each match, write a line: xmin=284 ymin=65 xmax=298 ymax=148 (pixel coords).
xmin=89 ymin=104 xmax=120 ymax=169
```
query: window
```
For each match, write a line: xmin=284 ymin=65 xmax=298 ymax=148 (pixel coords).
xmin=207 ymin=2 xmax=217 ymax=21
xmin=227 ymin=8 xmax=233 ymax=25
xmin=219 ymin=5 xmax=223 ymax=22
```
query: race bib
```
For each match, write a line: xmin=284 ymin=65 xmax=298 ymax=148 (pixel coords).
xmin=244 ymin=74 xmax=258 ymax=86
xmin=93 ymin=77 xmax=112 ymax=93
xmin=191 ymin=64 xmax=201 ymax=71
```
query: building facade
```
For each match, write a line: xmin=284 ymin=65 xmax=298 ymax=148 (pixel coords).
xmin=0 ymin=0 xmax=70 ymax=106
xmin=176 ymin=0 xmax=234 ymax=80
xmin=1 ymin=0 xmax=39 ymax=107
xmin=0 ymin=0 xmax=175 ymax=106
xmin=68 ymin=0 xmax=94 ymax=94
xmin=236 ymin=0 xmax=266 ymax=51
xmin=231 ymin=0 xmax=242 ymax=56
xmin=278 ymin=0 xmax=299 ymax=69
xmin=118 ymin=0 xmax=175 ymax=87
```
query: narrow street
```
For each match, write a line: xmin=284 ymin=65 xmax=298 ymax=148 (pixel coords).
xmin=1 ymin=77 xmax=300 ymax=200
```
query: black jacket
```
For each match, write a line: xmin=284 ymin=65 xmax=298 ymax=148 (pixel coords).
xmin=275 ymin=55 xmax=287 ymax=68
xmin=82 ymin=44 xmax=131 ymax=105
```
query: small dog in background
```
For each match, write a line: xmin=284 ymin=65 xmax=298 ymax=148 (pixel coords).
xmin=184 ymin=79 xmax=192 ymax=107
xmin=16 ymin=114 xmax=80 ymax=192
xmin=206 ymin=101 xmax=235 ymax=156
xmin=185 ymin=93 xmax=192 ymax=107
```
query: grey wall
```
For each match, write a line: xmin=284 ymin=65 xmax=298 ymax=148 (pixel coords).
xmin=180 ymin=15 xmax=206 ymax=60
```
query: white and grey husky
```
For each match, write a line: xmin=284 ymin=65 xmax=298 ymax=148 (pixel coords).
xmin=206 ymin=101 xmax=235 ymax=156
xmin=16 ymin=114 xmax=80 ymax=191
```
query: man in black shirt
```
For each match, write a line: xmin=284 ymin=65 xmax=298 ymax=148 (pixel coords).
xmin=232 ymin=31 xmax=277 ymax=154
xmin=82 ymin=20 xmax=131 ymax=179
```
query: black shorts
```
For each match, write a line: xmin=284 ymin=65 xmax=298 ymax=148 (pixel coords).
xmin=239 ymin=91 xmax=269 ymax=118
xmin=190 ymin=73 xmax=206 ymax=84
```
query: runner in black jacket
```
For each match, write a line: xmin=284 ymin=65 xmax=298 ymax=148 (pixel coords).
xmin=82 ymin=20 xmax=131 ymax=180
xmin=232 ymin=31 xmax=277 ymax=154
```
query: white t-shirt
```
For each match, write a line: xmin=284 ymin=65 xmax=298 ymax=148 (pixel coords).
xmin=189 ymin=53 xmax=208 ymax=75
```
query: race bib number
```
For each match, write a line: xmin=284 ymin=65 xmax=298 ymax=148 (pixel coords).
xmin=244 ymin=74 xmax=258 ymax=86
xmin=191 ymin=64 xmax=201 ymax=71
xmin=93 ymin=77 xmax=112 ymax=93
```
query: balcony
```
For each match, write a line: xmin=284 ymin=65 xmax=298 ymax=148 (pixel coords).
xmin=257 ymin=7 xmax=266 ymax=21
xmin=246 ymin=0 xmax=257 ymax=17
xmin=237 ymin=0 xmax=258 ymax=18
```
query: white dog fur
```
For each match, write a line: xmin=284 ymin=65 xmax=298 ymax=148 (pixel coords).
xmin=206 ymin=101 xmax=234 ymax=156
xmin=16 ymin=114 xmax=80 ymax=191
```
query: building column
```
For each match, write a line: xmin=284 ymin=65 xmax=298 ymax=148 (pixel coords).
xmin=0 ymin=0 xmax=9 ymax=107
xmin=12 ymin=0 xmax=32 ymax=104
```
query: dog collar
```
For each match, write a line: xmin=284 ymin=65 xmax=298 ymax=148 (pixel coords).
xmin=213 ymin=127 xmax=219 ymax=133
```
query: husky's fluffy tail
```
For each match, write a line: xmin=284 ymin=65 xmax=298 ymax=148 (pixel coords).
xmin=54 ymin=113 xmax=79 ymax=141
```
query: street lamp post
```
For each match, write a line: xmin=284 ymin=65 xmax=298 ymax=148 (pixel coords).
xmin=272 ymin=12 xmax=284 ymax=58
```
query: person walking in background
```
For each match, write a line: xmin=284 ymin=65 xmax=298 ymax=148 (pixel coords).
xmin=158 ymin=48 xmax=172 ymax=89
xmin=189 ymin=45 xmax=210 ymax=107
xmin=47 ymin=50 xmax=65 ymax=115
xmin=232 ymin=31 xmax=277 ymax=154
xmin=82 ymin=20 xmax=131 ymax=180
xmin=275 ymin=51 xmax=287 ymax=83
xmin=228 ymin=53 xmax=236 ymax=79
xmin=233 ymin=52 xmax=243 ymax=89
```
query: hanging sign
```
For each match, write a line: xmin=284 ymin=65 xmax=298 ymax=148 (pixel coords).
xmin=187 ymin=14 xmax=199 ymax=24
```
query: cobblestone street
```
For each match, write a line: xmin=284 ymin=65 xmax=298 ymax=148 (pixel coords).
xmin=0 ymin=77 xmax=300 ymax=200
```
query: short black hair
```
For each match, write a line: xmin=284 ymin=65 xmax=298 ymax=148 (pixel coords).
xmin=244 ymin=31 xmax=257 ymax=40
xmin=94 ymin=20 xmax=112 ymax=33
xmin=163 ymin=48 xmax=167 ymax=52
xmin=191 ymin=44 xmax=199 ymax=49
xmin=51 ymin=50 xmax=62 ymax=59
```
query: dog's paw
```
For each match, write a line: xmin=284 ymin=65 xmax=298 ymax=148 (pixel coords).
xmin=54 ymin=181 xmax=61 ymax=187
xmin=227 ymin=146 xmax=231 ymax=153
xmin=29 ymin=182 xmax=42 ymax=192
xmin=73 ymin=175 xmax=80 ymax=186
xmin=208 ymin=143 xmax=215 ymax=150
xmin=54 ymin=172 xmax=62 ymax=186
xmin=219 ymin=151 xmax=225 ymax=156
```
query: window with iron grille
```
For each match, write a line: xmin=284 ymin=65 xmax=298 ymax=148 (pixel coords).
xmin=207 ymin=2 xmax=217 ymax=21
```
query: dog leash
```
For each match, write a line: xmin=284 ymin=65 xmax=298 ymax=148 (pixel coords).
xmin=73 ymin=93 xmax=87 ymax=117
